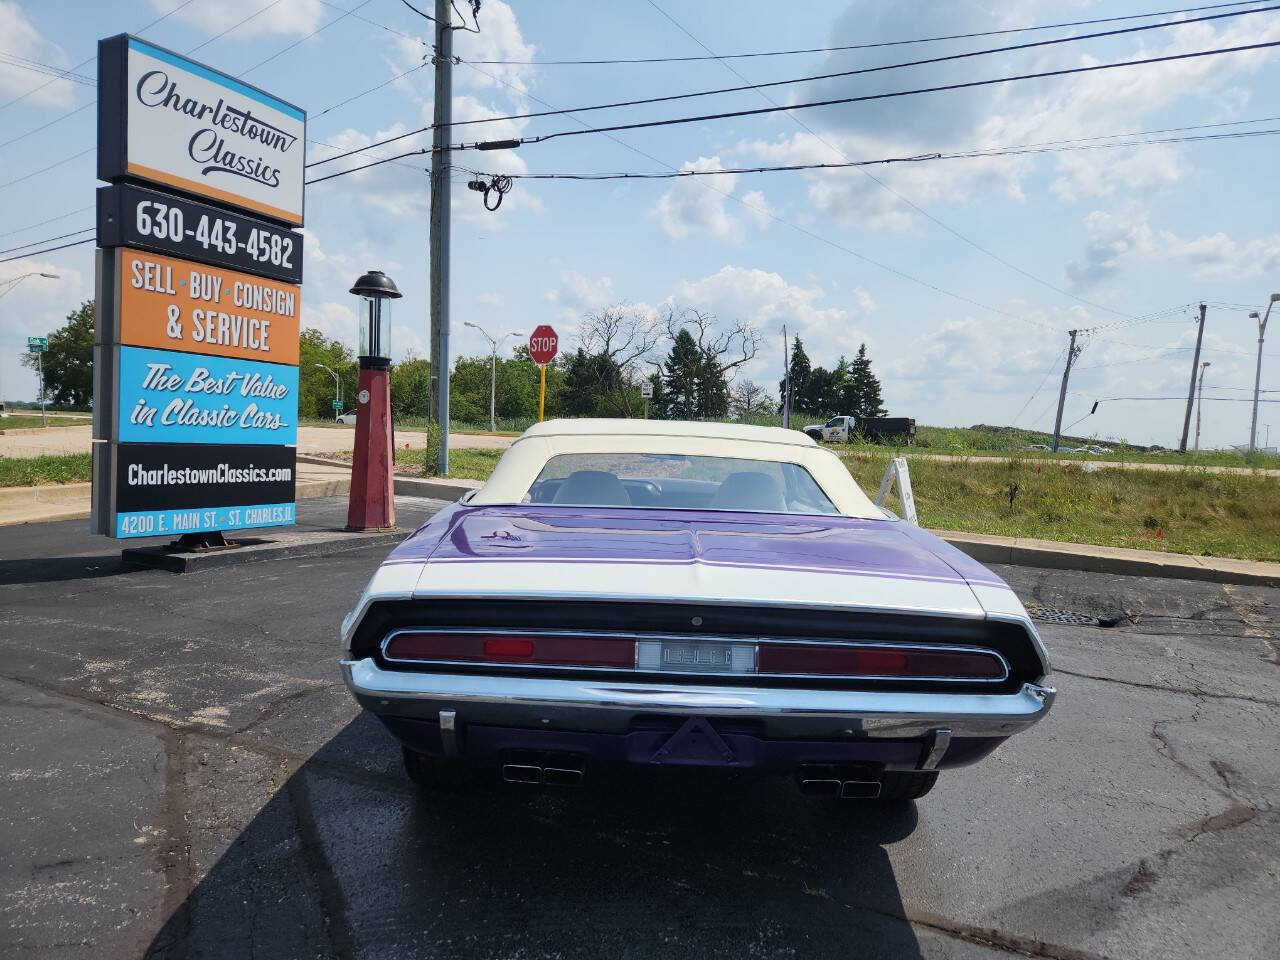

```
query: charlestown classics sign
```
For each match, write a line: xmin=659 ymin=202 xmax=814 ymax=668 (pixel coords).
xmin=98 ymin=35 xmax=305 ymax=226
xmin=93 ymin=35 xmax=305 ymax=540
xmin=109 ymin=443 xmax=296 ymax=539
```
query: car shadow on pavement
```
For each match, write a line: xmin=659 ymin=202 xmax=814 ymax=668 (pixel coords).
xmin=145 ymin=712 xmax=926 ymax=959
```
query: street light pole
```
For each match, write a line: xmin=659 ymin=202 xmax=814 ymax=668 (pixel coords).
xmin=3 ymin=272 xmax=60 ymax=423
xmin=314 ymin=363 xmax=342 ymax=420
xmin=1194 ymin=361 xmax=1210 ymax=455
xmin=1248 ymin=294 xmax=1279 ymax=453
xmin=464 ymin=321 xmax=522 ymax=432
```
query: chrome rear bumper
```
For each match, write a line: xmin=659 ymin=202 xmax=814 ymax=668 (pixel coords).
xmin=342 ymin=658 xmax=1055 ymax=740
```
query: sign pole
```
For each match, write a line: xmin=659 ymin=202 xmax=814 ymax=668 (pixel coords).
xmin=528 ymin=325 xmax=558 ymax=422
xmin=38 ymin=350 xmax=46 ymax=427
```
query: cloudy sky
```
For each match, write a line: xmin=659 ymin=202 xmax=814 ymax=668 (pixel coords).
xmin=2 ymin=0 xmax=1279 ymax=447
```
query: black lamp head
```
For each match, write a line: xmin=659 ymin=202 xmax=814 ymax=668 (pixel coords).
xmin=349 ymin=270 xmax=403 ymax=299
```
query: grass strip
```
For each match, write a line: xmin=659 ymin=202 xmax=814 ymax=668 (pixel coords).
xmin=0 ymin=453 xmax=93 ymax=486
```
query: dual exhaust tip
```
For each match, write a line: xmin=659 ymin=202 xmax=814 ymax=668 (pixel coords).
xmin=797 ymin=777 xmax=882 ymax=799
xmin=796 ymin=763 xmax=883 ymax=799
xmin=501 ymin=758 xmax=585 ymax=787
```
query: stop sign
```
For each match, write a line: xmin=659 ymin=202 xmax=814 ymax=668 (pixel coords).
xmin=528 ymin=325 xmax=559 ymax=365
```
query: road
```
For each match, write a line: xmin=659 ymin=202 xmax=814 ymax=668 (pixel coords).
xmin=0 ymin=425 xmax=515 ymax=459
xmin=5 ymin=426 xmax=1277 ymax=479
xmin=0 ymin=497 xmax=1276 ymax=959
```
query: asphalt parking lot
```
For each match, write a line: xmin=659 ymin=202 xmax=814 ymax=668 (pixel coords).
xmin=1 ymin=496 xmax=1277 ymax=959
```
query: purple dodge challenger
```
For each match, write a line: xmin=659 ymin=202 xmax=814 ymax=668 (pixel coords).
xmin=341 ymin=420 xmax=1054 ymax=800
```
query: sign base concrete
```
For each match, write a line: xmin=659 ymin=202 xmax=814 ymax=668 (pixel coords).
xmin=122 ymin=525 xmax=405 ymax=573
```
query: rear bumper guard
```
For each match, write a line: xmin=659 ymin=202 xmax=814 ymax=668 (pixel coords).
xmin=342 ymin=657 xmax=1055 ymax=740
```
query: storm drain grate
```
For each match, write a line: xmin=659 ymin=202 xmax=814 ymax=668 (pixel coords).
xmin=1028 ymin=606 xmax=1099 ymax=626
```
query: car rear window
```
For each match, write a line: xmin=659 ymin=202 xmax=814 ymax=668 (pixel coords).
xmin=526 ymin=453 xmax=839 ymax=514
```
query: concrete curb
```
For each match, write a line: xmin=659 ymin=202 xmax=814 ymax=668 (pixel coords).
xmin=938 ymin=530 xmax=1280 ymax=589
xmin=0 ymin=482 xmax=91 ymax=507
xmin=394 ymin=475 xmax=481 ymax=501
xmin=0 ymin=424 xmax=90 ymax=436
xmin=297 ymin=455 xmax=482 ymax=502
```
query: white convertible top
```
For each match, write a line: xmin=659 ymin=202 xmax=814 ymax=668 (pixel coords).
xmin=468 ymin=418 xmax=883 ymax=518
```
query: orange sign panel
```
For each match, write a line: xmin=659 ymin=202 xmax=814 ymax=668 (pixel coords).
xmin=117 ymin=248 xmax=300 ymax=366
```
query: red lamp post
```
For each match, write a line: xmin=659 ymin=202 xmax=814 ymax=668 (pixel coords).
xmin=346 ymin=270 xmax=402 ymax=531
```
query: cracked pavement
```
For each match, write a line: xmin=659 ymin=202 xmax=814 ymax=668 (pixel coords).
xmin=1 ymin=497 xmax=1277 ymax=959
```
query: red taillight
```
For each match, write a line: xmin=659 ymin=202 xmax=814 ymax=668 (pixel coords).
xmin=758 ymin=643 xmax=1004 ymax=680
xmin=483 ymin=636 xmax=534 ymax=660
xmin=384 ymin=632 xmax=635 ymax=668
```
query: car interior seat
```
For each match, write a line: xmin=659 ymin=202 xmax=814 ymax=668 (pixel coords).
xmin=711 ymin=471 xmax=787 ymax=512
xmin=552 ymin=470 xmax=630 ymax=506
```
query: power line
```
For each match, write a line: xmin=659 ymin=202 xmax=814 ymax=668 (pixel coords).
xmin=0 ymin=237 xmax=94 ymax=265
xmin=0 ymin=53 xmax=95 ymax=86
xmin=458 ymin=57 xmax=1059 ymax=334
xmin=465 ymin=126 xmax=1280 ymax=180
xmin=1090 ymin=395 xmax=1280 ymax=402
xmin=0 ymin=0 xmax=200 ymax=112
xmin=1011 ymin=348 xmax=1067 ymax=426
xmin=0 ymin=205 xmax=93 ymax=241
xmin=186 ymin=0 xmax=286 ymax=57
xmin=240 ymin=0 xmax=374 ymax=76
xmin=304 ymin=148 xmax=428 ymax=184
xmin=0 ymin=228 xmax=95 ymax=258
xmin=313 ymin=61 xmax=429 ymax=118
xmin=444 ymin=3 xmax=1280 ymax=130
xmin=0 ymin=0 xmax=282 ymax=152
xmin=0 ymin=148 xmax=93 ymax=191
xmin=457 ymin=40 xmax=1280 ymax=150
xmin=398 ymin=0 xmax=438 ymax=24
xmin=639 ymin=0 xmax=1145 ymax=324
xmin=464 ymin=1 xmax=1272 ymax=65
xmin=307 ymin=126 xmax=431 ymax=167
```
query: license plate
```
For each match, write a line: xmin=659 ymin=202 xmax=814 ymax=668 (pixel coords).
xmin=636 ymin=639 xmax=756 ymax=673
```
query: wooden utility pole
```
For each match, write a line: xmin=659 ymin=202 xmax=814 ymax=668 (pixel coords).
xmin=1194 ymin=360 xmax=1210 ymax=454
xmin=781 ymin=325 xmax=790 ymax=429
xmin=1051 ymin=329 xmax=1081 ymax=452
xmin=1178 ymin=303 xmax=1207 ymax=453
xmin=429 ymin=0 xmax=453 ymax=474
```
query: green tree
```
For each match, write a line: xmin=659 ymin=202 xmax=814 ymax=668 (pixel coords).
xmin=662 ymin=329 xmax=702 ymax=419
xmin=297 ymin=328 xmax=356 ymax=420
xmin=779 ymin=335 xmax=811 ymax=415
xmin=560 ymin=348 xmax=628 ymax=417
xmin=390 ymin=353 xmax=432 ymax=420
xmin=847 ymin=343 xmax=887 ymax=418
xmin=21 ymin=300 xmax=94 ymax=407
xmin=806 ymin=365 xmax=837 ymax=416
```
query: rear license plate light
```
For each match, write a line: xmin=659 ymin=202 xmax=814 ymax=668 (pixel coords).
xmin=636 ymin=639 xmax=756 ymax=674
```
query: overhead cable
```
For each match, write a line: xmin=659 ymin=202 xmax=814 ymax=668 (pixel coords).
xmin=457 ymin=40 xmax=1280 ymax=150
xmin=443 ymin=3 xmax=1280 ymax=129
xmin=463 ymin=0 xmax=1271 ymax=64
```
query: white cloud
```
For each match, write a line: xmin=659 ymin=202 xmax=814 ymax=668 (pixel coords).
xmin=545 ymin=271 xmax=614 ymax=314
xmin=1067 ymin=209 xmax=1280 ymax=285
xmin=148 ymin=0 xmax=324 ymax=37
xmin=476 ymin=292 xmax=504 ymax=307
xmin=668 ymin=266 xmax=876 ymax=383
xmin=0 ymin=1 xmax=76 ymax=108
xmin=740 ymin=190 xmax=774 ymax=229
xmin=736 ymin=5 xmax=1280 ymax=228
xmin=654 ymin=157 xmax=742 ymax=240
xmin=450 ymin=0 xmax=536 ymax=95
